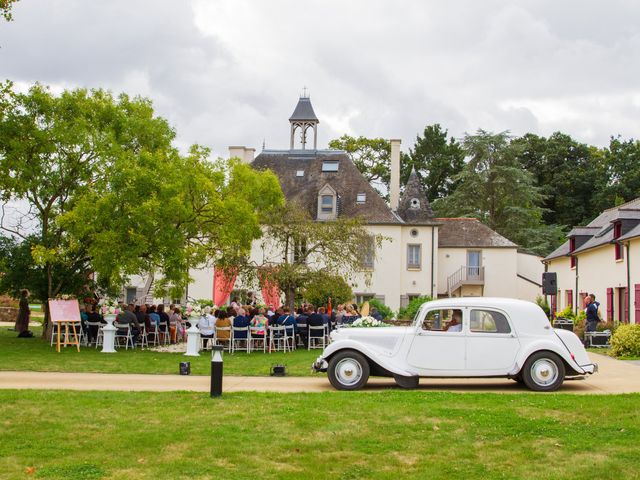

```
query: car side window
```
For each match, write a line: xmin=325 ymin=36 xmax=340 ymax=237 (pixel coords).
xmin=421 ymin=309 xmax=463 ymax=332
xmin=470 ymin=310 xmax=511 ymax=334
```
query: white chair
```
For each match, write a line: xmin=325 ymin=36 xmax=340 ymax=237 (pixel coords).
xmin=269 ymin=325 xmax=291 ymax=353
xmin=50 ymin=321 xmax=82 ymax=348
xmin=200 ymin=327 xmax=214 ymax=351
xmin=284 ymin=324 xmax=296 ymax=351
xmin=114 ymin=322 xmax=133 ymax=350
xmin=231 ymin=326 xmax=250 ymax=353
xmin=85 ymin=321 xmax=102 ymax=347
xmin=249 ymin=326 xmax=267 ymax=353
xmin=296 ymin=322 xmax=307 ymax=348
xmin=95 ymin=324 xmax=104 ymax=348
xmin=308 ymin=325 xmax=327 ymax=350
xmin=215 ymin=326 xmax=233 ymax=353
xmin=136 ymin=325 xmax=149 ymax=349
xmin=148 ymin=323 xmax=159 ymax=346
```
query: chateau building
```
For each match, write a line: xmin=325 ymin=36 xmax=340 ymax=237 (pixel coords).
xmin=128 ymin=96 xmax=543 ymax=311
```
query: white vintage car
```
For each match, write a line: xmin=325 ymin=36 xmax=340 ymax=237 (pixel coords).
xmin=312 ymin=297 xmax=598 ymax=392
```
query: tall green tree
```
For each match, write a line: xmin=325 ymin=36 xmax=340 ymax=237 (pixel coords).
xmin=600 ymin=136 xmax=640 ymax=207
xmin=513 ymin=132 xmax=608 ymax=227
xmin=0 ymin=82 xmax=283 ymax=332
xmin=328 ymin=135 xmax=390 ymax=198
xmin=402 ymin=124 xmax=465 ymax=202
xmin=1 ymin=0 xmax=18 ymax=21
xmin=258 ymin=201 xmax=385 ymax=310
xmin=434 ymin=130 xmax=563 ymax=255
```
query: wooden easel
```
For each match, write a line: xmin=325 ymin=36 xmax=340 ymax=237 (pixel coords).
xmin=54 ymin=320 xmax=81 ymax=353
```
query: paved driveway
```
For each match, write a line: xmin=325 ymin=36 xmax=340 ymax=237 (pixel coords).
xmin=0 ymin=353 xmax=638 ymax=394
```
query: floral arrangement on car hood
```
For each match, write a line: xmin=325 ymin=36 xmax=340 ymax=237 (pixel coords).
xmin=347 ymin=316 xmax=390 ymax=328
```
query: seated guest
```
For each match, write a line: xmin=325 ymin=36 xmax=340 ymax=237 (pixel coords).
xmin=157 ymin=304 xmax=170 ymax=343
xmin=233 ymin=308 xmax=251 ymax=340
xmin=277 ymin=307 xmax=296 ymax=327
xmin=296 ymin=307 xmax=309 ymax=347
xmin=270 ymin=307 xmax=283 ymax=326
xmin=169 ymin=307 xmax=183 ymax=343
xmin=306 ymin=305 xmax=324 ymax=348
xmin=342 ymin=304 xmax=360 ymax=325
xmin=215 ymin=309 xmax=232 ymax=341
xmin=148 ymin=305 xmax=160 ymax=327
xmin=136 ymin=304 xmax=151 ymax=332
xmin=198 ymin=306 xmax=216 ymax=348
xmin=116 ymin=303 xmax=140 ymax=345
xmin=371 ymin=307 xmax=383 ymax=321
xmin=251 ymin=308 xmax=268 ymax=336
xmin=318 ymin=307 xmax=330 ymax=326
xmin=334 ymin=304 xmax=346 ymax=324
xmin=86 ymin=304 xmax=104 ymax=345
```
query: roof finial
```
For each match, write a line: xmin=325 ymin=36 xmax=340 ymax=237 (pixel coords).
xmin=262 ymin=138 xmax=266 ymax=150
xmin=302 ymin=85 xmax=309 ymax=98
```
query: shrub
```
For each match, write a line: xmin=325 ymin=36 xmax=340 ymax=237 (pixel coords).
xmin=302 ymin=271 xmax=353 ymax=309
xmin=555 ymin=305 xmax=575 ymax=320
xmin=398 ymin=296 xmax=432 ymax=320
xmin=367 ymin=298 xmax=394 ymax=320
xmin=610 ymin=324 xmax=640 ymax=358
xmin=535 ymin=295 xmax=550 ymax=316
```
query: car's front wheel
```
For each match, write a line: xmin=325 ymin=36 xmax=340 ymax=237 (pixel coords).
xmin=521 ymin=351 xmax=565 ymax=392
xmin=328 ymin=350 xmax=370 ymax=391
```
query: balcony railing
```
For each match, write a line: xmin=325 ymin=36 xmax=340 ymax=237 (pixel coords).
xmin=447 ymin=265 xmax=485 ymax=296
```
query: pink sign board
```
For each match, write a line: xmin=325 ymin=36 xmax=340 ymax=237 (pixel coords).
xmin=48 ymin=299 xmax=81 ymax=323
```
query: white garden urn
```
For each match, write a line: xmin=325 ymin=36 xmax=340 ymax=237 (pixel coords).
xmin=101 ymin=314 xmax=117 ymax=353
xmin=184 ymin=319 xmax=201 ymax=357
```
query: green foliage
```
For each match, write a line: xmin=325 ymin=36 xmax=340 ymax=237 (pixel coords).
xmin=434 ymin=130 xmax=564 ymax=256
xmin=368 ymin=297 xmax=393 ymax=320
xmin=600 ymin=136 xmax=640 ymax=207
xmin=535 ymin=295 xmax=550 ymax=316
xmin=555 ymin=305 xmax=576 ymax=320
xmin=398 ymin=295 xmax=432 ymax=320
xmin=0 ymin=82 xmax=283 ymax=320
xmin=261 ymin=201 xmax=386 ymax=309
xmin=610 ymin=324 xmax=640 ymax=358
xmin=0 ymin=0 xmax=18 ymax=21
xmin=402 ymin=124 xmax=465 ymax=202
xmin=328 ymin=135 xmax=390 ymax=198
xmin=302 ymin=270 xmax=352 ymax=308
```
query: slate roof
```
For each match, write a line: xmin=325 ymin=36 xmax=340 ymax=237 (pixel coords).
xmin=543 ymin=197 xmax=640 ymax=261
xmin=437 ymin=218 xmax=517 ymax=248
xmin=618 ymin=222 xmax=640 ymax=242
xmin=396 ymin=168 xmax=437 ymax=224
xmin=252 ymin=150 xmax=400 ymax=224
xmin=289 ymin=97 xmax=319 ymax=122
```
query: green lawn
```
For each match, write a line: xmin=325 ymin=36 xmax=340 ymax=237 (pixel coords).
xmin=0 ymin=389 xmax=638 ymax=479
xmin=0 ymin=326 xmax=319 ymax=377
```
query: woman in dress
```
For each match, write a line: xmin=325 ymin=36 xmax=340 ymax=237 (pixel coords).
xmin=15 ymin=289 xmax=31 ymax=337
xmin=169 ymin=307 xmax=182 ymax=343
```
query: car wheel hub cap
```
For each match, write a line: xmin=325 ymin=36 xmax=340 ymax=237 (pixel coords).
xmin=531 ymin=359 xmax=558 ymax=386
xmin=335 ymin=358 xmax=362 ymax=386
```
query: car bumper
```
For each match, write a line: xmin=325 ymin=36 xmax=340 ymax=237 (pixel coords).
xmin=581 ymin=362 xmax=598 ymax=374
xmin=312 ymin=356 xmax=328 ymax=372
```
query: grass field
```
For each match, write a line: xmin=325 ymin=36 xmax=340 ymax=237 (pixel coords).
xmin=0 ymin=326 xmax=319 ymax=377
xmin=0 ymin=389 xmax=638 ymax=479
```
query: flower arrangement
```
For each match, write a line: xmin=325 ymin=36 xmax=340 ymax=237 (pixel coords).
xmin=184 ymin=302 xmax=206 ymax=318
xmin=99 ymin=298 xmax=120 ymax=315
xmin=347 ymin=316 xmax=390 ymax=328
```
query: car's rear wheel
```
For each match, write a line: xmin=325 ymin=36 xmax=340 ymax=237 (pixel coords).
xmin=521 ymin=351 xmax=565 ymax=392
xmin=328 ymin=350 xmax=370 ymax=391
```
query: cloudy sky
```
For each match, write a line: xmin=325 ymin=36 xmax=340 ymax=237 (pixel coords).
xmin=2 ymin=0 xmax=640 ymax=156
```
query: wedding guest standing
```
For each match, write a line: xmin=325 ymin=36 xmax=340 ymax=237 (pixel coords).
xmin=15 ymin=289 xmax=31 ymax=337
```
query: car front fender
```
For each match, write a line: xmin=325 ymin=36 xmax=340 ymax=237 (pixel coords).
xmin=316 ymin=339 xmax=415 ymax=377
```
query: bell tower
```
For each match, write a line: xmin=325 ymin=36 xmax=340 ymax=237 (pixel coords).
xmin=289 ymin=90 xmax=319 ymax=150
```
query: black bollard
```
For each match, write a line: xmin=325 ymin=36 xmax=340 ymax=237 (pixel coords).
xmin=210 ymin=345 xmax=223 ymax=397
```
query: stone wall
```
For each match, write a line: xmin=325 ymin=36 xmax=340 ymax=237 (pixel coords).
xmin=0 ymin=307 xmax=18 ymax=323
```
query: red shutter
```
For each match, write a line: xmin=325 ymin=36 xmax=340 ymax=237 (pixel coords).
xmin=570 ymin=238 xmax=576 ymax=268
xmin=567 ymin=290 xmax=573 ymax=313
xmin=635 ymin=284 xmax=640 ymax=325
xmin=607 ymin=288 xmax=614 ymax=321
xmin=550 ymin=295 xmax=557 ymax=318
xmin=625 ymin=289 xmax=629 ymax=323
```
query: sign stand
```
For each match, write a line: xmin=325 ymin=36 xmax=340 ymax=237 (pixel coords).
xmin=48 ymin=299 xmax=82 ymax=353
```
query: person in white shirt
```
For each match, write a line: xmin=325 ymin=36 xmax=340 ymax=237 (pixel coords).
xmin=198 ymin=306 xmax=216 ymax=348
xmin=445 ymin=311 xmax=463 ymax=332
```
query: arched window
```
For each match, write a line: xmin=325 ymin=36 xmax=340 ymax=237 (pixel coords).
xmin=317 ymin=184 xmax=337 ymax=220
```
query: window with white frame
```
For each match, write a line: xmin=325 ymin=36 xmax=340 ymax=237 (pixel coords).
xmin=296 ymin=170 xmax=304 ymax=177
xmin=321 ymin=195 xmax=334 ymax=213
xmin=317 ymin=184 xmax=338 ymax=220
xmin=356 ymin=193 xmax=366 ymax=204
xmin=322 ymin=161 xmax=339 ymax=172
xmin=407 ymin=244 xmax=421 ymax=269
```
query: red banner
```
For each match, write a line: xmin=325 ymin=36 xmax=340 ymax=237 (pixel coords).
xmin=259 ymin=269 xmax=281 ymax=310
xmin=213 ymin=268 xmax=237 ymax=306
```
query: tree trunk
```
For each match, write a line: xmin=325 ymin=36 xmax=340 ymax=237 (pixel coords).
xmin=286 ymin=287 xmax=296 ymax=312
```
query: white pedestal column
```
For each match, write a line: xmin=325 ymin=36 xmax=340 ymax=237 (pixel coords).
xmin=101 ymin=315 xmax=117 ymax=353
xmin=184 ymin=321 xmax=201 ymax=357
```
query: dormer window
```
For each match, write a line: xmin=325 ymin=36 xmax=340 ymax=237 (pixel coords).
xmin=317 ymin=184 xmax=337 ymax=220
xmin=356 ymin=193 xmax=366 ymax=204
xmin=410 ymin=198 xmax=420 ymax=209
xmin=322 ymin=161 xmax=339 ymax=172
xmin=296 ymin=170 xmax=304 ymax=177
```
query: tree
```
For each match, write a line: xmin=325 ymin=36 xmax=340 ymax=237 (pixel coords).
xmin=434 ymin=130 xmax=563 ymax=255
xmin=1 ymin=0 xmax=18 ymax=21
xmin=600 ymin=136 xmax=640 ymax=207
xmin=328 ymin=135 xmax=390 ymax=198
xmin=402 ymin=124 xmax=465 ymax=202
xmin=513 ymin=132 xmax=608 ymax=228
xmin=302 ymin=270 xmax=352 ymax=309
xmin=258 ymin=201 xmax=385 ymax=310
xmin=0 ymin=82 xmax=283 ymax=333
